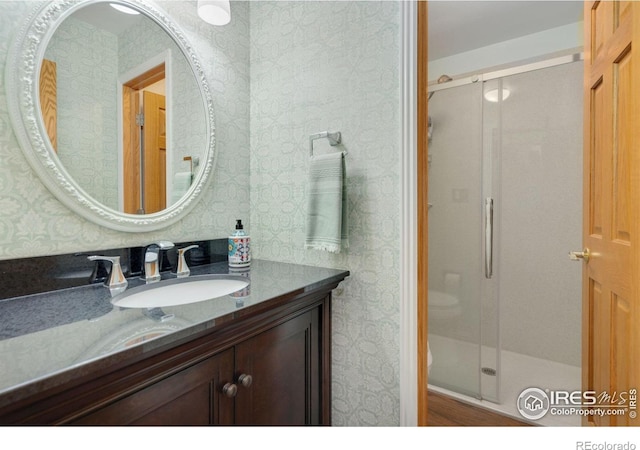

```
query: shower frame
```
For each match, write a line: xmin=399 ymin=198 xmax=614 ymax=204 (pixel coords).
xmin=426 ymin=50 xmax=584 ymax=404
xmin=427 ymin=52 xmax=583 ymax=96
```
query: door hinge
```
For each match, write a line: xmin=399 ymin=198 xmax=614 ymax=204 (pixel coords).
xmin=136 ymin=113 xmax=144 ymax=126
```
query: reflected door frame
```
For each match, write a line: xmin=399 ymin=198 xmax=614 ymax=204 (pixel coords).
xmin=118 ymin=50 xmax=173 ymax=214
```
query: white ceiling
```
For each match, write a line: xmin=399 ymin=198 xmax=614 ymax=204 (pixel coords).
xmin=428 ymin=1 xmax=584 ymax=60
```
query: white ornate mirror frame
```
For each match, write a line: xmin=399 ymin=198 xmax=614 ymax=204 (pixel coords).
xmin=5 ymin=0 xmax=216 ymax=232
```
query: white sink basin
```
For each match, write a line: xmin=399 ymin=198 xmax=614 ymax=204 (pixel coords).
xmin=111 ymin=275 xmax=249 ymax=309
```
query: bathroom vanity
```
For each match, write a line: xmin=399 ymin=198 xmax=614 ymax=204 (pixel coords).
xmin=0 ymin=259 xmax=349 ymax=425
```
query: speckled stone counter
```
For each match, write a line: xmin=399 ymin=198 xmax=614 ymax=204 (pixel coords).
xmin=0 ymin=260 xmax=349 ymax=408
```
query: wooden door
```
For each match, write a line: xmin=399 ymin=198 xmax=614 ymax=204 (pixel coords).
xmin=582 ymin=0 xmax=639 ymax=427
xmin=143 ymin=90 xmax=167 ymax=214
xmin=234 ymin=307 xmax=322 ymax=425
xmin=122 ymin=63 xmax=166 ymax=214
xmin=39 ymin=59 xmax=57 ymax=152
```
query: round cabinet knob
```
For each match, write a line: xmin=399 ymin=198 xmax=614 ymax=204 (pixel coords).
xmin=222 ymin=382 xmax=238 ymax=397
xmin=238 ymin=374 xmax=253 ymax=387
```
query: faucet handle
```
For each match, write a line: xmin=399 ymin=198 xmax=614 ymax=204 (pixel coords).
xmin=176 ymin=245 xmax=199 ymax=278
xmin=151 ymin=241 xmax=175 ymax=251
xmin=88 ymin=255 xmax=128 ymax=296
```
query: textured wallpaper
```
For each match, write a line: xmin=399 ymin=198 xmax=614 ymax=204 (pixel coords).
xmin=45 ymin=16 xmax=120 ymax=210
xmin=0 ymin=0 xmax=250 ymax=258
xmin=249 ymin=1 xmax=402 ymax=425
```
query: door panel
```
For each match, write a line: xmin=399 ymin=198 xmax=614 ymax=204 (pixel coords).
xmin=612 ymin=48 xmax=632 ymax=243
xmin=588 ymin=78 xmax=605 ymax=238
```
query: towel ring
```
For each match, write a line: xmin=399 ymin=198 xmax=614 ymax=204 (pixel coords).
xmin=183 ymin=156 xmax=200 ymax=173
xmin=309 ymin=131 xmax=343 ymax=157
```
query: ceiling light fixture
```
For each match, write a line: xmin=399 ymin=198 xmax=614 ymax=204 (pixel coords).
xmin=197 ymin=0 xmax=231 ymax=26
xmin=109 ymin=3 xmax=140 ymax=15
xmin=484 ymin=88 xmax=511 ymax=103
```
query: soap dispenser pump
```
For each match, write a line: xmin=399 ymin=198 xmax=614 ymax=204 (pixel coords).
xmin=228 ymin=219 xmax=251 ymax=268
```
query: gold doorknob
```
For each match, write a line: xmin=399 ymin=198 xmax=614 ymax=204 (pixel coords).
xmin=569 ymin=248 xmax=590 ymax=263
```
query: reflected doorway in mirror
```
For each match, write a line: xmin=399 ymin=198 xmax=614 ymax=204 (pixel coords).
xmin=121 ymin=61 xmax=167 ymax=214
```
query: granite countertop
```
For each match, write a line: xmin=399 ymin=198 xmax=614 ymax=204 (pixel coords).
xmin=0 ymin=259 xmax=348 ymax=405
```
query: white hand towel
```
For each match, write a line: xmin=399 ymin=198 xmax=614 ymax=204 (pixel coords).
xmin=305 ymin=152 xmax=348 ymax=253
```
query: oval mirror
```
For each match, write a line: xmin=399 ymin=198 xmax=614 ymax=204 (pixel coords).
xmin=5 ymin=0 xmax=216 ymax=232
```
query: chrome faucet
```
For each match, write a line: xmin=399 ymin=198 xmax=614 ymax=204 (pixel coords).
xmin=142 ymin=241 xmax=175 ymax=283
xmin=87 ymin=255 xmax=128 ymax=296
xmin=175 ymin=245 xmax=199 ymax=278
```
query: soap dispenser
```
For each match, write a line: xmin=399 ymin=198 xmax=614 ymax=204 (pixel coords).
xmin=228 ymin=219 xmax=251 ymax=268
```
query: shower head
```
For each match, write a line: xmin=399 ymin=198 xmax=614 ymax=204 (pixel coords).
xmin=428 ymin=75 xmax=452 ymax=144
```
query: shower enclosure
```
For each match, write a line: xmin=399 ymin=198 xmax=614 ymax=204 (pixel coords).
xmin=427 ymin=55 xmax=583 ymax=424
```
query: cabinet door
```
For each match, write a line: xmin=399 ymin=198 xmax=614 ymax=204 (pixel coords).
xmin=73 ymin=350 xmax=234 ymax=425
xmin=234 ymin=307 xmax=322 ymax=425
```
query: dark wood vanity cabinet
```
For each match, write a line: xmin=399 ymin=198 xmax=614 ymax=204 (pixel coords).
xmin=0 ymin=291 xmax=333 ymax=426
xmin=234 ymin=307 xmax=321 ymax=425
xmin=74 ymin=350 xmax=236 ymax=425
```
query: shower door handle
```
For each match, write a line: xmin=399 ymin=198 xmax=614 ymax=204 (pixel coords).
xmin=485 ymin=198 xmax=493 ymax=279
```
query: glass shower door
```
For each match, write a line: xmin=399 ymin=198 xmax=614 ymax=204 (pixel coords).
xmin=427 ymin=80 xmax=485 ymax=398
xmin=428 ymin=58 xmax=583 ymax=406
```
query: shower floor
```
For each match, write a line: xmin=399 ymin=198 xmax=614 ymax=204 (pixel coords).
xmin=428 ymin=334 xmax=581 ymax=427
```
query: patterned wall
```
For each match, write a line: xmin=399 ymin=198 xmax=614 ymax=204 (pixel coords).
xmin=249 ymin=1 xmax=402 ymax=425
xmin=45 ymin=16 xmax=120 ymax=209
xmin=0 ymin=1 xmax=251 ymax=259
